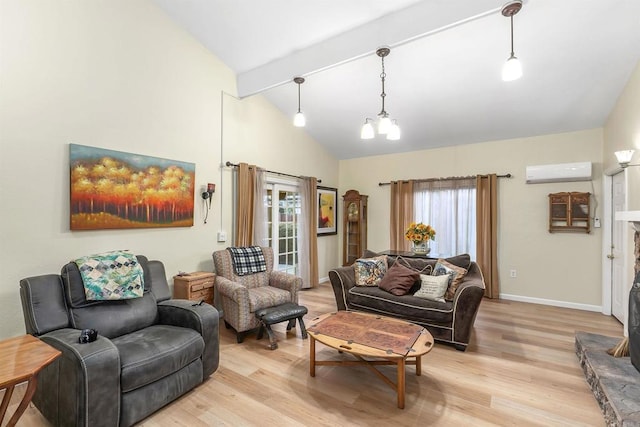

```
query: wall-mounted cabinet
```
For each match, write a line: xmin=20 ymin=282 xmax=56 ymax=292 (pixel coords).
xmin=548 ymin=192 xmax=591 ymax=233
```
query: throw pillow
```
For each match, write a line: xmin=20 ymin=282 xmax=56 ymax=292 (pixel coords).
xmin=414 ymin=274 xmax=450 ymax=302
xmin=432 ymin=259 xmax=468 ymax=301
xmin=378 ymin=262 xmax=420 ymax=296
xmin=354 ymin=255 xmax=388 ymax=286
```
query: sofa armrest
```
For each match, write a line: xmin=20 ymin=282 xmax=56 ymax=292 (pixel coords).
xmin=328 ymin=266 xmax=356 ymax=311
xmin=451 ymin=263 xmax=486 ymax=348
xmin=157 ymin=300 xmax=220 ymax=378
xmin=269 ymin=270 xmax=302 ymax=303
xmin=37 ymin=328 xmax=120 ymax=427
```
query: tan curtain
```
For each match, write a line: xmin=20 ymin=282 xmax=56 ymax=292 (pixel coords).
xmin=235 ymin=163 xmax=256 ymax=246
xmin=390 ymin=180 xmax=414 ymax=251
xmin=298 ymin=177 xmax=318 ymax=288
xmin=476 ymin=174 xmax=499 ymax=298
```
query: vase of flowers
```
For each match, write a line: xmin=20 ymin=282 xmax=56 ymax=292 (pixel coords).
xmin=405 ymin=222 xmax=436 ymax=255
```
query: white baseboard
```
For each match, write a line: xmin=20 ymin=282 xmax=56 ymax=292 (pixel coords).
xmin=499 ymin=293 xmax=602 ymax=313
xmin=318 ymin=276 xmax=329 ymax=284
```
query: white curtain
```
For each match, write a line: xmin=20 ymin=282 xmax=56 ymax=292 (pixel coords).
xmin=252 ymin=168 xmax=269 ymax=247
xmin=414 ymin=179 xmax=476 ymax=259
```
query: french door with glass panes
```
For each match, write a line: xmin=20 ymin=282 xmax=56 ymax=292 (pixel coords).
xmin=266 ymin=182 xmax=300 ymax=275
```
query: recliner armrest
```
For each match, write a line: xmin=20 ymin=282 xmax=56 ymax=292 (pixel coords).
xmin=157 ymin=300 xmax=220 ymax=378
xmin=38 ymin=328 xmax=120 ymax=427
xmin=268 ymin=270 xmax=302 ymax=302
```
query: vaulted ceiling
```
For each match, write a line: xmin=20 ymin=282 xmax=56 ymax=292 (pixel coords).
xmin=154 ymin=0 xmax=640 ymax=159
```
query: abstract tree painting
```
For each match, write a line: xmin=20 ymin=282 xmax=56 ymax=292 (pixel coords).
xmin=70 ymin=144 xmax=195 ymax=230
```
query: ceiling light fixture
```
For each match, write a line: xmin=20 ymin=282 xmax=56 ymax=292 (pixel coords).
xmin=615 ymin=150 xmax=635 ymax=168
xmin=501 ymin=0 xmax=523 ymax=82
xmin=293 ymin=77 xmax=306 ymax=127
xmin=361 ymin=46 xmax=400 ymax=141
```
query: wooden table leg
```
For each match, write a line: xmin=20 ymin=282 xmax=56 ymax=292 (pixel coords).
xmin=416 ymin=355 xmax=422 ymax=376
xmin=309 ymin=336 xmax=316 ymax=377
xmin=6 ymin=376 xmax=38 ymax=427
xmin=0 ymin=384 xmax=15 ymax=423
xmin=397 ymin=358 xmax=405 ymax=409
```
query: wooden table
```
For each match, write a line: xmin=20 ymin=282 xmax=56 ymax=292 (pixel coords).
xmin=0 ymin=335 xmax=61 ymax=426
xmin=307 ymin=311 xmax=434 ymax=409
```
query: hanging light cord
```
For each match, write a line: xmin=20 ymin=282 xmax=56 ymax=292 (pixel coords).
xmin=510 ymin=15 xmax=515 ymax=58
xmin=379 ymin=55 xmax=387 ymax=116
xmin=297 ymin=82 xmax=302 ymax=113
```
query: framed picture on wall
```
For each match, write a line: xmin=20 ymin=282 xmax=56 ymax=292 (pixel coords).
xmin=69 ymin=144 xmax=195 ymax=230
xmin=317 ymin=186 xmax=337 ymax=236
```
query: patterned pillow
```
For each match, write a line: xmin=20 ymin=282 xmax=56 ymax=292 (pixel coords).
xmin=354 ymin=255 xmax=388 ymax=286
xmin=432 ymin=259 xmax=468 ymax=301
xmin=414 ymin=274 xmax=450 ymax=302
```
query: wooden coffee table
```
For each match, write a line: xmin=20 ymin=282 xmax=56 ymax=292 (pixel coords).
xmin=0 ymin=335 xmax=61 ymax=426
xmin=307 ymin=311 xmax=434 ymax=409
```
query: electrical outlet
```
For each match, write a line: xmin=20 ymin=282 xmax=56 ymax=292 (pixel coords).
xmin=510 ymin=269 xmax=517 ymax=278
xmin=217 ymin=231 xmax=227 ymax=242
xmin=594 ymin=218 xmax=601 ymax=228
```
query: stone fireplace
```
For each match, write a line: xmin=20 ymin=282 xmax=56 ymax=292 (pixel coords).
xmin=575 ymin=210 xmax=640 ymax=426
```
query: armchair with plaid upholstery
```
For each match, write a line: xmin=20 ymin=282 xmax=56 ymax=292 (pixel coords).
xmin=212 ymin=247 xmax=302 ymax=342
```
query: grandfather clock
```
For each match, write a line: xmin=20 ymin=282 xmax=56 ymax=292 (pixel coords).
xmin=342 ymin=190 xmax=368 ymax=266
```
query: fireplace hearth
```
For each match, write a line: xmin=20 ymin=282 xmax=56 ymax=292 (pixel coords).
xmin=575 ymin=332 xmax=640 ymax=426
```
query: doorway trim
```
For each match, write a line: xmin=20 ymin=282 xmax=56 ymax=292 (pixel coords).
xmin=602 ymin=167 xmax=629 ymax=320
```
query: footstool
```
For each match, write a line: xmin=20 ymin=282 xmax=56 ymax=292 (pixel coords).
xmin=254 ymin=302 xmax=308 ymax=350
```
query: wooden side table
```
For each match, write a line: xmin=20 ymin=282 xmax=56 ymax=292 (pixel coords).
xmin=0 ymin=334 xmax=61 ymax=426
xmin=173 ymin=272 xmax=215 ymax=305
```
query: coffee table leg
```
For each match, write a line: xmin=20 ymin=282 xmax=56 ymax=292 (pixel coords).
xmin=397 ymin=358 xmax=405 ymax=409
xmin=309 ymin=336 xmax=316 ymax=377
xmin=416 ymin=355 xmax=422 ymax=376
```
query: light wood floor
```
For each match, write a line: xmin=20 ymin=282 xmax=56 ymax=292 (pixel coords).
xmin=8 ymin=283 xmax=621 ymax=426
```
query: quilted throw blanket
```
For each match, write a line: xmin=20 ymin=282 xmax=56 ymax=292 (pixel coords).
xmin=74 ymin=250 xmax=144 ymax=300
xmin=227 ymin=246 xmax=267 ymax=276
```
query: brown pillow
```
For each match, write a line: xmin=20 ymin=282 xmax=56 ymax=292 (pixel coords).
xmin=378 ymin=262 xmax=420 ymax=296
xmin=444 ymin=254 xmax=471 ymax=270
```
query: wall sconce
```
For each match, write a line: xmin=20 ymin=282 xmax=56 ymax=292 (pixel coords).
xmin=615 ymin=150 xmax=635 ymax=168
xmin=201 ymin=183 xmax=215 ymax=224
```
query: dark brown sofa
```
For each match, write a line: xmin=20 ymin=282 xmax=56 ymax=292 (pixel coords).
xmin=328 ymin=252 xmax=485 ymax=351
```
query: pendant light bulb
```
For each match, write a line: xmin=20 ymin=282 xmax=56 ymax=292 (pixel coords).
xmin=361 ymin=119 xmax=375 ymax=140
xmin=387 ymin=120 xmax=401 ymax=140
xmin=293 ymin=112 xmax=306 ymax=127
xmin=502 ymin=55 xmax=522 ymax=81
xmin=293 ymin=77 xmax=306 ymax=127
xmin=378 ymin=114 xmax=392 ymax=135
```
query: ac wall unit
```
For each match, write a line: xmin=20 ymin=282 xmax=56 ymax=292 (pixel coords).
xmin=525 ymin=162 xmax=592 ymax=184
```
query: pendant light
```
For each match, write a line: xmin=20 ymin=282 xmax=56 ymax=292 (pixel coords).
xmin=361 ymin=47 xmax=401 ymax=140
xmin=501 ymin=1 xmax=523 ymax=82
xmin=293 ymin=77 xmax=306 ymax=127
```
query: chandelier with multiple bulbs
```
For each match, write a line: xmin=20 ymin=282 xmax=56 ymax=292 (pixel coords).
xmin=291 ymin=2 xmax=525 ymax=140
xmin=360 ymin=46 xmax=401 ymax=141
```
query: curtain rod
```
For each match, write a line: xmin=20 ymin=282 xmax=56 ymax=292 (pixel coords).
xmin=225 ymin=161 xmax=322 ymax=183
xmin=378 ymin=173 xmax=512 ymax=186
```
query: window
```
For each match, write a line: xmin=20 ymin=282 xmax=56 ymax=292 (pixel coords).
xmin=414 ymin=179 xmax=476 ymax=259
xmin=266 ymin=181 xmax=300 ymax=275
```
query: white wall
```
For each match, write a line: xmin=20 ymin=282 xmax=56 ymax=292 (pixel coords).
xmin=604 ymin=60 xmax=640 ymax=186
xmin=0 ymin=0 xmax=339 ymax=339
xmin=603 ymin=60 xmax=640 ymax=325
xmin=339 ymin=129 xmax=604 ymax=309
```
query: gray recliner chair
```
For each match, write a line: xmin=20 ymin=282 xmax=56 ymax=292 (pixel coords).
xmin=19 ymin=255 xmax=219 ymax=427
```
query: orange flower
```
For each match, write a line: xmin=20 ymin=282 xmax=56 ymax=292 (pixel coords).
xmin=404 ymin=222 xmax=436 ymax=244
